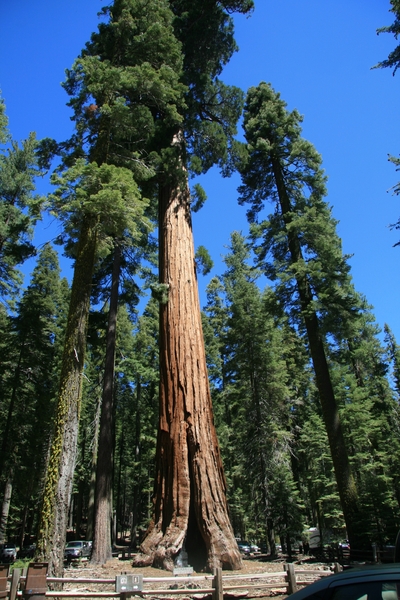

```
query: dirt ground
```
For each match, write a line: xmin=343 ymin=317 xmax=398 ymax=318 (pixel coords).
xmin=62 ymin=554 xmax=335 ymax=599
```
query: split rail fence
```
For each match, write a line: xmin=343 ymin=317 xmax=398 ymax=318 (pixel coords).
xmin=0 ymin=562 xmax=342 ymax=600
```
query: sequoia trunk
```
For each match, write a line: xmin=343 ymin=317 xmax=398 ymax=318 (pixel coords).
xmin=133 ymin=156 xmax=241 ymax=572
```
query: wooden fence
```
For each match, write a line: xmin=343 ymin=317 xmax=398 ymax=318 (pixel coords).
xmin=0 ymin=562 xmax=341 ymax=600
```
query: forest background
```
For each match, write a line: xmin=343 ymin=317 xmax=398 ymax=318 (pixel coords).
xmin=1 ymin=0 xmax=399 ymax=336
xmin=1 ymin=0 xmax=400 ymax=569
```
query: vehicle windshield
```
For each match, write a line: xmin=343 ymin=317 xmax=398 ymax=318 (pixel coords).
xmin=66 ymin=542 xmax=83 ymax=548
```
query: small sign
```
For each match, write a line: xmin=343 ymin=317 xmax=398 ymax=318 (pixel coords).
xmin=115 ymin=574 xmax=143 ymax=592
xmin=173 ymin=566 xmax=193 ymax=576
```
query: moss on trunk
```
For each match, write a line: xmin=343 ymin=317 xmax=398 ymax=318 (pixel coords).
xmin=35 ymin=216 xmax=98 ymax=576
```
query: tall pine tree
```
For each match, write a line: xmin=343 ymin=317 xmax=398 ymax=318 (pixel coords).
xmin=238 ymin=82 xmax=364 ymax=550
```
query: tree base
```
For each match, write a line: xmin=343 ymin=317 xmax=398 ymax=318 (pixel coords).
xmin=132 ymin=521 xmax=242 ymax=572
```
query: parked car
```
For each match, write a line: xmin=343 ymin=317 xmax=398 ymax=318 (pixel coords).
xmin=237 ymin=542 xmax=251 ymax=555
xmin=288 ymin=563 xmax=400 ymax=600
xmin=339 ymin=540 xmax=350 ymax=548
xmin=17 ymin=544 xmax=36 ymax=559
xmin=64 ymin=540 xmax=92 ymax=561
xmin=0 ymin=543 xmax=17 ymax=563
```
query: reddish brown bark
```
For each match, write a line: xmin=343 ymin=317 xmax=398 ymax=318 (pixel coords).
xmin=133 ymin=152 xmax=241 ymax=572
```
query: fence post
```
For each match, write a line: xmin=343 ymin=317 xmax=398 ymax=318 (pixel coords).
xmin=333 ymin=563 xmax=343 ymax=574
xmin=212 ymin=567 xmax=223 ymax=600
xmin=285 ymin=563 xmax=298 ymax=595
xmin=372 ymin=543 xmax=377 ymax=564
xmin=9 ymin=567 xmax=22 ymax=600
xmin=23 ymin=563 xmax=48 ymax=600
xmin=0 ymin=564 xmax=9 ymax=600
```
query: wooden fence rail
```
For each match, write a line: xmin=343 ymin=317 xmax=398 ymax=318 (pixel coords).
xmin=1 ymin=562 xmax=341 ymax=600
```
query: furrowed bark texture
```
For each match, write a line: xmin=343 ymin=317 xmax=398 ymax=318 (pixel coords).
xmin=133 ymin=171 xmax=241 ymax=572
xmin=35 ymin=217 xmax=97 ymax=577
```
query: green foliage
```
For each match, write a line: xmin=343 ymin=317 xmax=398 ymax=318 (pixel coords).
xmin=62 ymin=0 xmax=186 ymax=174
xmin=195 ymin=245 xmax=213 ymax=275
xmin=111 ymin=301 xmax=159 ymax=537
xmin=238 ymin=81 xmax=400 ymax=547
xmin=0 ymin=244 xmax=67 ymax=541
xmin=190 ymin=183 xmax=207 ymax=212
xmin=50 ymin=160 xmax=151 ymax=260
xmin=0 ymin=96 xmax=9 ymax=145
xmin=170 ymin=0 xmax=253 ymax=175
xmin=150 ymin=282 xmax=170 ymax=304
xmin=374 ymin=3 xmax=400 ymax=247
xmin=385 ymin=324 xmax=400 ymax=395
xmin=239 ymin=82 xmax=356 ymax=336
xmin=374 ymin=0 xmax=400 ymax=74
xmin=203 ymin=232 xmax=304 ymax=545
xmin=0 ymin=112 xmax=46 ymax=303
xmin=385 ymin=154 xmax=400 ymax=246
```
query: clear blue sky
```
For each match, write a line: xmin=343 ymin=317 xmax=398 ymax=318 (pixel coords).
xmin=1 ymin=1 xmax=399 ymax=340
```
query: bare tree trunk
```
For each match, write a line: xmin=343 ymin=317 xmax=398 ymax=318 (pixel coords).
xmin=0 ymin=475 xmax=12 ymax=544
xmin=133 ymin=144 xmax=241 ymax=572
xmin=86 ymin=390 xmax=102 ymax=542
xmin=130 ymin=379 xmax=141 ymax=549
xmin=35 ymin=216 xmax=98 ymax=576
xmin=91 ymin=244 xmax=121 ymax=564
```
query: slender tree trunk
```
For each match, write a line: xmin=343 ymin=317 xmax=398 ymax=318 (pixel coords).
xmin=133 ymin=138 xmax=241 ymax=572
xmin=130 ymin=379 xmax=142 ymax=549
xmin=116 ymin=432 xmax=124 ymax=544
xmin=18 ymin=470 xmax=36 ymax=548
xmin=35 ymin=216 xmax=98 ymax=576
xmin=86 ymin=391 xmax=102 ymax=542
xmin=266 ymin=519 xmax=275 ymax=557
xmin=75 ymin=433 xmax=87 ymax=538
xmin=91 ymin=244 xmax=121 ymax=564
xmin=69 ymin=495 xmax=75 ymax=531
xmin=271 ymin=155 xmax=363 ymax=550
xmin=0 ymin=474 xmax=13 ymax=544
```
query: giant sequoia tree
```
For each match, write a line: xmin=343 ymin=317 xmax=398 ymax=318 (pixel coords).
xmin=238 ymin=82 xmax=365 ymax=550
xmin=37 ymin=0 xmax=252 ymax=573
xmin=132 ymin=0 xmax=254 ymax=572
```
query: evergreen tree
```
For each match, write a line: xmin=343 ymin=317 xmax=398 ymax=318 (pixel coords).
xmin=374 ymin=1 xmax=400 ymax=242
xmin=114 ymin=300 xmax=159 ymax=546
xmin=0 ymin=96 xmax=46 ymax=304
xmin=88 ymin=220 xmax=155 ymax=563
xmin=375 ymin=1 xmax=400 ymax=74
xmin=238 ymin=82 xmax=364 ymax=550
xmin=0 ymin=244 xmax=66 ymax=543
xmin=36 ymin=161 xmax=149 ymax=574
xmin=385 ymin=324 xmax=400 ymax=397
xmin=202 ymin=233 xmax=306 ymax=554
xmin=331 ymin=302 xmax=400 ymax=543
